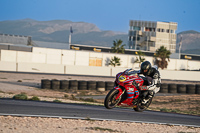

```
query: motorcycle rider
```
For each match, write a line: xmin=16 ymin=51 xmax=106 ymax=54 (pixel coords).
xmin=137 ymin=61 xmax=161 ymax=104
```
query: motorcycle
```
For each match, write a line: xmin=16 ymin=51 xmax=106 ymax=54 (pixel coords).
xmin=104 ymin=69 xmax=154 ymax=112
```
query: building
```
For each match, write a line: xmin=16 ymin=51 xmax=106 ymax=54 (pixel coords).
xmin=128 ymin=20 xmax=177 ymax=53
xmin=0 ymin=33 xmax=32 ymax=46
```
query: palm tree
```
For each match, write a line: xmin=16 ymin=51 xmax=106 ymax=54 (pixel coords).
xmin=154 ymin=46 xmax=171 ymax=69
xmin=135 ymin=51 xmax=145 ymax=67
xmin=109 ymin=56 xmax=121 ymax=67
xmin=111 ymin=39 xmax=126 ymax=54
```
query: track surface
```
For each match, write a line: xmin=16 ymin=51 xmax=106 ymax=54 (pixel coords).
xmin=0 ymin=99 xmax=200 ymax=127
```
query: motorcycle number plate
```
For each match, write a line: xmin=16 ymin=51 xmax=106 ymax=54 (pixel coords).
xmin=118 ymin=75 xmax=126 ymax=82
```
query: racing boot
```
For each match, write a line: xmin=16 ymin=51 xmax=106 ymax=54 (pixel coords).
xmin=142 ymin=90 xmax=154 ymax=104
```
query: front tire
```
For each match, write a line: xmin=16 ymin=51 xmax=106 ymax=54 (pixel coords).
xmin=104 ymin=89 xmax=121 ymax=109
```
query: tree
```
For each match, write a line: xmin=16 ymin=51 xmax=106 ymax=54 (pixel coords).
xmin=154 ymin=46 xmax=171 ymax=69
xmin=109 ymin=56 xmax=121 ymax=67
xmin=135 ymin=51 xmax=145 ymax=67
xmin=111 ymin=39 xmax=126 ymax=54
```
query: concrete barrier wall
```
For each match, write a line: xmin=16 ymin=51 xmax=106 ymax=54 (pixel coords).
xmin=118 ymin=54 xmax=129 ymax=68
xmin=176 ymin=59 xmax=188 ymax=70
xmin=30 ymin=47 xmax=200 ymax=71
xmin=17 ymin=51 xmax=33 ymax=63
xmin=160 ymin=70 xmax=200 ymax=81
xmin=188 ymin=60 xmax=200 ymax=70
xmin=102 ymin=53 xmax=115 ymax=67
xmin=111 ymin=67 xmax=129 ymax=76
xmin=127 ymin=55 xmax=135 ymax=68
xmin=46 ymin=53 xmax=61 ymax=64
xmin=32 ymin=53 xmax=46 ymax=64
xmin=32 ymin=47 xmax=47 ymax=54
xmin=0 ymin=50 xmax=17 ymax=62
xmin=89 ymin=52 xmax=103 ymax=58
xmin=17 ymin=62 xmax=65 ymax=74
xmin=61 ymin=50 xmax=75 ymax=65
xmin=0 ymin=61 xmax=16 ymax=71
xmin=1 ymin=46 xmax=200 ymax=70
xmin=0 ymin=47 xmax=200 ymax=81
xmin=46 ymin=48 xmax=62 ymax=55
xmin=167 ymin=59 xmax=176 ymax=70
xmin=75 ymin=51 xmax=89 ymax=66
xmin=65 ymin=65 xmax=110 ymax=76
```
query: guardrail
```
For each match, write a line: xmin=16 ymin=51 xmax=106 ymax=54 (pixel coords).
xmin=41 ymin=79 xmax=200 ymax=94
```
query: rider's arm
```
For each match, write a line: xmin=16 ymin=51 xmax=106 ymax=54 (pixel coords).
xmin=136 ymin=70 xmax=142 ymax=75
xmin=147 ymin=71 xmax=161 ymax=93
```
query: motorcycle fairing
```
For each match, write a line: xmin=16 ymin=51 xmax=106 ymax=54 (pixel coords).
xmin=114 ymin=86 xmax=123 ymax=100
xmin=114 ymin=70 xmax=143 ymax=107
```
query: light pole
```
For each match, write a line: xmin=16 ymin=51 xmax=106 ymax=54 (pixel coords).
xmin=69 ymin=26 xmax=73 ymax=49
xmin=179 ymin=35 xmax=182 ymax=59
xmin=69 ymin=33 xmax=71 ymax=47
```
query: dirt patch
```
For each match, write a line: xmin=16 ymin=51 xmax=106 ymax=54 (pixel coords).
xmin=150 ymin=95 xmax=200 ymax=115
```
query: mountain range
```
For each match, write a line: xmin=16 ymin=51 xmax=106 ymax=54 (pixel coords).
xmin=176 ymin=30 xmax=200 ymax=55
xmin=0 ymin=19 xmax=200 ymax=55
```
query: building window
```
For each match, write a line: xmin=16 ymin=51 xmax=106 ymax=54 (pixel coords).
xmin=133 ymin=37 xmax=140 ymax=41
xmin=166 ymin=29 xmax=169 ymax=33
xmin=170 ymin=30 xmax=174 ymax=33
xmin=133 ymin=26 xmax=141 ymax=31
xmin=161 ymin=29 xmax=165 ymax=32
xmin=145 ymin=27 xmax=150 ymax=31
xmin=145 ymin=27 xmax=154 ymax=32
xmin=129 ymin=36 xmax=132 ymax=41
xmin=157 ymin=28 xmax=160 ymax=32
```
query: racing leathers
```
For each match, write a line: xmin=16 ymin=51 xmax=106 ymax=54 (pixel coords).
xmin=138 ymin=66 xmax=161 ymax=94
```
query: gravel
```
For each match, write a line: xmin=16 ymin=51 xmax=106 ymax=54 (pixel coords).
xmin=1 ymin=116 xmax=200 ymax=133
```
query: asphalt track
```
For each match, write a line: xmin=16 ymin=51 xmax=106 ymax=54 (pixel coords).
xmin=0 ymin=99 xmax=200 ymax=127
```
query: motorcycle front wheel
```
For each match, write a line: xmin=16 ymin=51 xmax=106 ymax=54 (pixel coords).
xmin=133 ymin=96 xmax=153 ymax=112
xmin=104 ymin=89 xmax=121 ymax=109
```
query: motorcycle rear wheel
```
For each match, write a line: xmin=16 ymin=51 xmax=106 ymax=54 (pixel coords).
xmin=133 ymin=97 xmax=153 ymax=112
xmin=104 ymin=89 xmax=121 ymax=109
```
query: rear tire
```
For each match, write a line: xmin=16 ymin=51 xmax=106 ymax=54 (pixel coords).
xmin=104 ymin=89 xmax=121 ymax=109
xmin=133 ymin=96 xmax=153 ymax=112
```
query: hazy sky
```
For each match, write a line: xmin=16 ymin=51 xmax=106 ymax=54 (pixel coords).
xmin=0 ymin=0 xmax=199 ymax=33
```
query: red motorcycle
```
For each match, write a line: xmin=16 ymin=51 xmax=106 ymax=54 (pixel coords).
xmin=104 ymin=69 xmax=154 ymax=112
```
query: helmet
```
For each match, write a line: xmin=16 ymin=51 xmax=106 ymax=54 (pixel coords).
xmin=141 ymin=61 xmax=151 ymax=75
